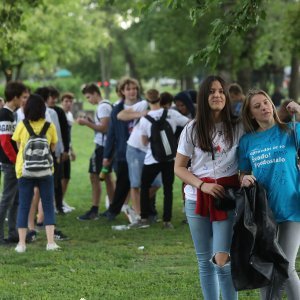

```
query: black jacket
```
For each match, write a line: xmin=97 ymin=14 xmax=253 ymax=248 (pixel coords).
xmin=230 ymin=183 xmax=289 ymax=294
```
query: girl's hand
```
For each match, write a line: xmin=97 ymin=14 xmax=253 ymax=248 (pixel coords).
xmin=286 ymin=101 xmax=300 ymax=114
xmin=201 ymin=182 xmax=225 ymax=199
xmin=240 ymin=175 xmax=256 ymax=187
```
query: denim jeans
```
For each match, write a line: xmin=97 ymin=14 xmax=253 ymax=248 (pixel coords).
xmin=17 ymin=176 xmax=55 ymax=228
xmin=185 ymin=199 xmax=238 ymax=300
xmin=126 ymin=145 xmax=161 ymax=188
xmin=0 ymin=163 xmax=19 ymax=241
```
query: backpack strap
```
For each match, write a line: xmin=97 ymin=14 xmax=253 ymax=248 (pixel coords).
xmin=23 ymin=120 xmax=36 ymax=136
xmin=23 ymin=120 xmax=50 ymax=137
xmin=161 ymin=109 xmax=168 ymax=121
xmin=40 ymin=122 xmax=51 ymax=136
xmin=145 ymin=114 xmax=155 ymax=124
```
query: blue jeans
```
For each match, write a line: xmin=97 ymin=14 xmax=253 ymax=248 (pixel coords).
xmin=17 ymin=176 xmax=55 ymax=228
xmin=126 ymin=145 xmax=161 ymax=188
xmin=185 ymin=200 xmax=238 ymax=300
xmin=0 ymin=163 xmax=19 ymax=241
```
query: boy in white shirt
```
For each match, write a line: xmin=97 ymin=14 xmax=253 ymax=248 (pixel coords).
xmin=139 ymin=89 xmax=189 ymax=228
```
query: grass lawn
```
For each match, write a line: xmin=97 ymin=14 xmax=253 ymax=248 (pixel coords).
xmin=0 ymin=123 xmax=294 ymax=299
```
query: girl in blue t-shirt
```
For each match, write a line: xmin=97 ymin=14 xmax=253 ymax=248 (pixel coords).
xmin=239 ymin=89 xmax=300 ymax=299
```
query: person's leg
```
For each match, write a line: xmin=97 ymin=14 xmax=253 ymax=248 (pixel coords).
xmin=160 ymin=161 xmax=175 ymax=222
xmin=0 ymin=164 xmax=19 ymax=241
xmin=53 ymin=157 xmax=63 ymax=213
xmin=278 ymin=222 xmax=300 ymax=300
xmin=90 ymin=173 xmax=101 ymax=207
xmin=28 ymin=188 xmax=40 ymax=231
xmin=108 ymin=161 xmax=130 ymax=216
xmin=185 ymin=199 xmax=219 ymax=300
xmin=38 ymin=176 xmax=56 ymax=247
xmin=17 ymin=177 xmax=35 ymax=247
xmin=61 ymin=158 xmax=70 ymax=198
xmin=140 ymin=164 xmax=160 ymax=221
xmin=212 ymin=211 xmax=237 ymax=300
xmin=104 ymin=173 xmax=115 ymax=204
xmin=126 ymin=145 xmax=146 ymax=214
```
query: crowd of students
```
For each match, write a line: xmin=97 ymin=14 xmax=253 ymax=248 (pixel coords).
xmin=0 ymin=75 xmax=299 ymax=299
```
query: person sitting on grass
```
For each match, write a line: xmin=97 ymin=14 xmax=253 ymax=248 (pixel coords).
xmin=13 ymin=94 xmax=60 ymax=253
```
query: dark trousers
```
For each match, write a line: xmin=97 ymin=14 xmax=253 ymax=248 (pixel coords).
xmin=140 ymin=160 xmax=174 ymax=222
xmin=109 ymin=161 xmax=130 ymax=215
xmin=53 ymin=157 xmax=63 ymax=212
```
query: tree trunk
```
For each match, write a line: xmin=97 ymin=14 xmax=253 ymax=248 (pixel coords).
xmin=15 ymin=62 xmax=23 ymax=80
xmin=99 ymin=47 xmax=112 ymax=99
xmin=237 ymin=68 xmax=252 ymax=94
xmin=289 ymin=53 xmax=300 ymax=101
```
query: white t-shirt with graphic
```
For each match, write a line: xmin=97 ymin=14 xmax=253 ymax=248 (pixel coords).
xmin=140 ymin=108 xmax=189 ymax=165
xmin=177 ymin=120 xmax=244 ymax=201
xmin=126 ymin=100 xmax=149 ymax=152
xmin=94 ymin=100 xmax=112 ymax=146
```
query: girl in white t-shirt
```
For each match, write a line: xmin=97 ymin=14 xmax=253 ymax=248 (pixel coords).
xmin=175 ymin=75 xmax=244 ymax=300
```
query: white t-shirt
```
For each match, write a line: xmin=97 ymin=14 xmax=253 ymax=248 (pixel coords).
xmin=65 ymin=111 xmax=74 ymax=127
xmin=126 ymin=100 xmax=149 ymax=152
xmin=177 ymin=120 xmax=244 ymax=201
xmin=94 ymin=100 xmax=112 ymax=146
xmin=140 ymin=108 xmax=189 ymax=165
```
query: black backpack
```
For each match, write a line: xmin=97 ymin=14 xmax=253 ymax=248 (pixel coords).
xmin=22 ymin=120 xmax=53 ymax=178
xmin=145 ymin=109 xmax=177 ymax=162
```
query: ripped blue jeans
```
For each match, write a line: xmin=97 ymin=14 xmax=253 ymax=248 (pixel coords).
xmin=185 ymin=199 xmax=238 ymax=300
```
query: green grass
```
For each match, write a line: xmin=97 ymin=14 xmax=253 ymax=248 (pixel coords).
xmin=0 ymin=123 xmax=294 ymax=299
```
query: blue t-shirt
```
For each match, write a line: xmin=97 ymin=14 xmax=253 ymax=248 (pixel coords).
xmin=238 ymin=123 xmax=300 ymax=223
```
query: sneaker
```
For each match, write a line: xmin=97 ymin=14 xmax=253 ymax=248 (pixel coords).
xmin=123 ymin=206 xmax=140 ymax=224
xmin=26 ymin=230 xmax=37 ymax=243
xmin=163 ymin=222 xmax=174 ymax=229
xmin=54 ymin=230 xmax=69 ymax=241
xmin=46 ymin=243 xmax=61 ymax=251
xmin=77 ymin=209 xmax=99 ymax=221
xmin=100 ymin=210 xmax=116 ymax=221
xmin=129 ymin=219 xmax=150 ymax=229
xmin=63 ymin=201 xmax=75 ymax=212
xmin=15 ymin=244 xmax=26 ymax=253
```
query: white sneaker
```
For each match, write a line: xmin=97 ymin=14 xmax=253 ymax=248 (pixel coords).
xmin=124 ymin=206 xmax=140 ymax=224
xmin=46 ymin=243 xmax=61 ymax=251
xmin=63 ymin=201 xmax=75 ymax=211
xmin=15 ymin=244 xmax=26 ymax=253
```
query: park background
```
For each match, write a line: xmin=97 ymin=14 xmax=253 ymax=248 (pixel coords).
xmin=0 ymin=0 xmax=300 ymax=299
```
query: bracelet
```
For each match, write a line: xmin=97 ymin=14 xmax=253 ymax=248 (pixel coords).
xmin=199 ymin=181 xmax=205 ymax=191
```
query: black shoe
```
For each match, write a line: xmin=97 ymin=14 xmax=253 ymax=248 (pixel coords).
xmin=26 ymin=230 xmax=37 ymax=243
xmin=100 ymin=210 xmax=116 ymax=221
xmin=0 ymin=239 xmax=10 ymax=246
xmin=77 ymin=209 xmax=99 ymax=221
xmin=54 ymin=229 xmax=69 ymax=241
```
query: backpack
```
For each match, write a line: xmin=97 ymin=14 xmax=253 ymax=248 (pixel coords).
xmin=145 ymin=109 xmax=177 ymax=162
xmin=22 ymin=120 xmax=53 ymax=178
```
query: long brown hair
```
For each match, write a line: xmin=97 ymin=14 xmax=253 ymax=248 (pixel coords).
xmin=242 ymin=89 xmax=289 ymax=133
xmin=191 ymin=75 xmax=238 ymax=151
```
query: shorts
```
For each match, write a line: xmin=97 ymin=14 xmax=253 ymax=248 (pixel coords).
xmin=89 ymin=145 xmax=104 ymax=175
xmin=62 ymin=159 xmax=71 ymax=179
xmin=126 ymin=144 xmax=162 ymax=188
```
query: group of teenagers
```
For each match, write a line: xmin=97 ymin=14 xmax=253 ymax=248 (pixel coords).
xmin=78 ymin=75 xmax=300 ymax=299
xmin=0 ymin=74 xmax=299 ymax=299
xmin=0 ymin=81 xmax=75 ymax=253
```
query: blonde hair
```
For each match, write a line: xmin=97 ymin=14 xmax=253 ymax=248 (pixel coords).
xmin=118 ymin=77 xmax=140 ymax=100
xmin=145 ymin=89 xmax=160 ymax=102
xmin=242 ymin=89 xmax=288 ymax=133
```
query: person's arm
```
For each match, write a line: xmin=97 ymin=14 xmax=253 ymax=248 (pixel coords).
xmin=117 ymin=108 xmax=148 ymax=121
xmin=286 ymin=101 xmax=300 ymax=114
xmin=141 ymin=135 xmax=149 ymax=146
xmin=50 ymin=143 xmax=57 ymax=153
xmin=77 ymin=116 xmax=110 ymax=133
xmin=174 ymin=152 xmax=225 ymax=198
xmin=103 ymin=116 xmax=115 ymax=161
